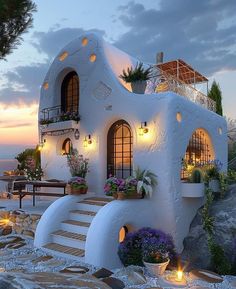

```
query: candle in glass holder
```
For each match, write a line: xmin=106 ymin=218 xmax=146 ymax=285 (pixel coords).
xmin=176 ymin=270 xmax=183 ymax=281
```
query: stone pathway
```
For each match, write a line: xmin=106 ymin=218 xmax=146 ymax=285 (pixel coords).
xmin=0 ymin=234 xmax=236 ymax=289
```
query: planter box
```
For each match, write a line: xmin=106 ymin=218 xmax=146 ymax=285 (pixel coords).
xmin=40 ymin=120 xmax=79 ymax=133
xmin=181 ymin=182 xmax=205 ymax=198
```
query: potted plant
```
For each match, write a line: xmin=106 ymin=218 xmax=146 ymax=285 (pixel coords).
xmin=68 ymin=176 xmax=88 ymax=194
xmin=143 ymin=251 xmax=170 ymax=276
xmin=134 ymin=167 xmax=158 ymax=198
xmin=181 ymin=168 xmax=205 ymax=198
xmin=119 ymin=62 xmax=152 ymax=94
xmin=205 ymin=160 xmax=222 ymax=193
xmin=67 ymin=149 xmax=89 ymax=178
xmin=104 ymin=176 xmax=125 ymax=199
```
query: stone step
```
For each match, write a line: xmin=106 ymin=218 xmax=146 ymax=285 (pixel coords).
xmin=51 ymin=230 xmax=86 ymax=241
xmin=61 ymin=220 xmax=89 ymax=235
xmin=62 ymin=220 xmax=90 ymax=227
xmin=78 ymin=200 xmax=107 ymax=206
xmin=43 ymin=242 xmax=85 ymax=258
xmin=75 ymin=202 xmax=102 ymax=212
xmin=70 ymin=209 xmax=96 ymax=216
xmin=84 ymin=197 xmax=113 ymax=203
xmin=51 ymin=230 xmax=86 ymax=249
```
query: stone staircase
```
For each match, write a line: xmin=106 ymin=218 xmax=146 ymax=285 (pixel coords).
xmin=43 ymin=197 xmax=113 ymax=260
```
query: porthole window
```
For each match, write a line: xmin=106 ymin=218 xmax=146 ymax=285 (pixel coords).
xmin=62 ymin=138 xmax=72 ymax=155
xmin=89 ymin=54 xmax=96 ymax=63
xmin=59 ymin=51 xmax=68 ymax=61
xmin=176 ymin=112 xmax=182 ymax=122
xmin=82 ymin=37 xmax=88 ymax=46
xmin=43 ymin=82 xmax=49 ymax=90
xmin=119 ymin=226 xmax=128 ymax=243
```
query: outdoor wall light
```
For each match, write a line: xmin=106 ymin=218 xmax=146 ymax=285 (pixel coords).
xmin=38 ymin=142 xmax=44 ymax=151
xmin=139 ymin=122 xmax=149 ymax=136
xmin=74 ymin=129 xmax=80 ymax=140
xmin=83 ymin=134 xmax=92 ymax=147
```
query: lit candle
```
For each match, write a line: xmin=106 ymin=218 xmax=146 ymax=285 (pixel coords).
xmin=177 ymin=270 xmax=183 ymax=281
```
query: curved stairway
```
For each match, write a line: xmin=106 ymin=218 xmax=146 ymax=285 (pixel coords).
xmin=43 ymin=197 xmax=113 ymax=260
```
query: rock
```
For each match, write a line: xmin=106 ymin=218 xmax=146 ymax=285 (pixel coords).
xmin=93 ymin=268 xmax=113 ymax=278
xmin=7 ymin=241 xmax=26 ymax=249
xmin=182 ymin=184 xmax=236 ymax=270
xmin=30 ymin=214 xmax=41 ymax=221
xmin=1 ymin=226 xmax=12 ymax=236
xmin=102 ymin=277 xmax=125 ymax=289
xmin=127 ymin=271 xmax=146 ymax=285
xmin=60 ymin=265 xmax=89 ymax=274
xmin=189 ymin=269 xmax=223 ymax=283
xmin=22 ymin=229 xmax=34 ymax=238
xmin=13 ymin=225 xmax=23 ymax=234
xmin=0 ymin=272 xmax=111 ymax=289
xmin=0 ymin=236 xmax=24 ymax=249
xmin=32 ymin=255 xmax=53 ymax=264
xmin=230 ymin=279 xmax=236 ymax=287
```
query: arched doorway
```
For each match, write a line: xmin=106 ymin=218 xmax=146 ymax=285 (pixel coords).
xmin=62 ymin=138 xmax=72 ymax=155
xmin=107 ymin=120 xmax=133 ymax=178
xmin=61 ymin=71 xmax=79 ymax=113
xmin=181 ymin=128 xmax=214 ymax=179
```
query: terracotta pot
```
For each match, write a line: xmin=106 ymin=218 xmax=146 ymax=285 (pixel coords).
xmin=143 ymin=258 xmax=170 ymax=276
xmin=117 ymin=192 xmax=126 ymax=200
xmin=125 ymin=192 xmax=142 ymax=199
xmin=112 ymin=192 xmax=118 ymax=199
xmin=70 ymin=186 xmax=88 ymax=195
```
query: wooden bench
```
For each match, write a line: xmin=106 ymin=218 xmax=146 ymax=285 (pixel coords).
xmin=12 ymin=180 xmax=67 ymax=209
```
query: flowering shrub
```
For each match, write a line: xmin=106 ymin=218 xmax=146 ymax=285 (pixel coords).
xmin=118 ymin=227 xmax=176 ymax=267
xmin=67 ymin=149 xmax=89 ymax=178
xmin=125 ymin=176 xmax=138 ymax=193
xmin=104 ymin=176 xmax=125 ymax=196
xmin=24 ymin=157 xmax=43 ymax=181
xmin=68 ymin=176 xmax=87 ymax=189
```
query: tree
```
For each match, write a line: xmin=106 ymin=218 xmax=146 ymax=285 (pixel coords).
xmin=0 ymin=0 xmax=36 ymax=60
xmin=208 ymin=80 xmax=223 ymax=116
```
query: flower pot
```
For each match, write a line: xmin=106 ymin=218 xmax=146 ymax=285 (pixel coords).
xmin=143 ymin=259 xmax=170 ymax=276
xmin=131 ymin=80 xmax=147 ymax=94
xmin=125 ymin=192 xmax=142 ymax=199
xmin=112 ymin=192 xmax=118 ymax=199
xmin=209 ymin=179 xmax=220 ymax=193
xmin=181 ymin=182 xmax=205 ymax=198
xmin=117 ymin=192 xmax=126 ymax=200
xmin=70 ymin=186 xmax=88 ymax=195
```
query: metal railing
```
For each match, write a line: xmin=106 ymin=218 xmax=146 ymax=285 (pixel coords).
xmin=146 ymin=69 xmax=216 ymax=112
xmin=39 ymin=105 xmax=80 ymax=125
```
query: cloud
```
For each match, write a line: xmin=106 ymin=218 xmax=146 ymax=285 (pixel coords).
xmin=0 ymin=27 xmax=105 ymax=104
xmin=114 ymin=0 xmax=236 ymax=76
xmin=0 ymin=121 xmax=33 ymax=129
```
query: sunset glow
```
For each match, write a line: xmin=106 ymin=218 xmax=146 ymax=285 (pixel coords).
xmin=0 ymin=101 xmax=38 ymax=145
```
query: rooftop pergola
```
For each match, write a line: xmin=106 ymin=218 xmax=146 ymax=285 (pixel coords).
xmin=156 ymin=59 xmax=208 ymax=86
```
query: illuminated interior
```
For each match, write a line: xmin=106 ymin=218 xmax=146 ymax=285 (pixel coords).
xmin=89 ymin=54 xmax=96 ymax=62
xmin=181 ymin=128 xmax=214 ymax=179
xmin=61 ymin=71 xmax=79 ymax=114
xmin=107 ymin=120 xmax=133 ymax=178
xmin=59 ymin=51 xmax=68 ymax=61
xmin=62 ymin=138 xmax=72 ymax=155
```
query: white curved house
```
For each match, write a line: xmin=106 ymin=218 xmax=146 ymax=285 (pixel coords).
xmin=35 ymin=33 xmax=227 ymax=269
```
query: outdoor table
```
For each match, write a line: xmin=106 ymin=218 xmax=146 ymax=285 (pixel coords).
xmin=11 ymin=180 xmax=67 ymax=209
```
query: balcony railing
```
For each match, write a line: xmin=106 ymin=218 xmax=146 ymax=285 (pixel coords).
xmin=39 ymin=105 xmax=80 ymax=125
xmin=146 ymin=70 xmax=216 ymax=112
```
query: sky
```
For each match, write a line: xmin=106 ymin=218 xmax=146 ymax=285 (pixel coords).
xmin=0 ymin=0 xmax=236 ymax=158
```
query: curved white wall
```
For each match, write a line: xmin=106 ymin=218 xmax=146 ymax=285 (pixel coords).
xmin=38 ymin=32 xmax=228 ymax=259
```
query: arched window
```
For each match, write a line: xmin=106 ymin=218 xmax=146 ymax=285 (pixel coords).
xmin=61 ymin=71 xmax=79 ymax=114
xmin=181 ymin=128 xmax=214 ymax=179
xmin=107 ymin=120 xmax=133 ymax=178
xmin=62 ymin=138 xmax=72 ymax=155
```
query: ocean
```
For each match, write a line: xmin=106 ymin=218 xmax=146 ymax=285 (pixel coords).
xmin=0 ymin=159 xmax=18 ymax=192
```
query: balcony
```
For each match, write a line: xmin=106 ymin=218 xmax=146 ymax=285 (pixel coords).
xmin=39 ymin=105 xmax=80 ymax=135
xmin=146 ymin=59 xmax=216 ymax=112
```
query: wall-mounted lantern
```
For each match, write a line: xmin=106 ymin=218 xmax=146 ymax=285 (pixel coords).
xmin=139 ymin=122 xmax=149 ymax=136
xmin=74 ymin=129 xmax=80 ymax=140
xmin=83 ymin=134 xmax=92 ymax=147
